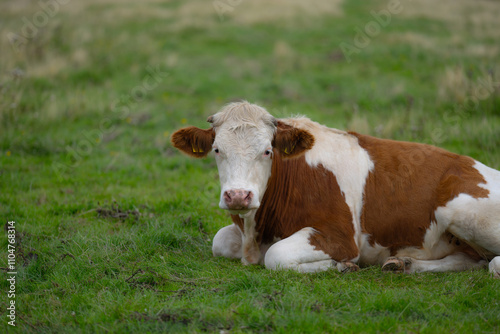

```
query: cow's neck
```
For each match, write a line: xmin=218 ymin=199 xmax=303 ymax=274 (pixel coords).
xmin=239 ymin=210 xmax=260 ymax=265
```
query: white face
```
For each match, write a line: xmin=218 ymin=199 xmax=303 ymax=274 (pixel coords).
xmin=213 ymin=125 xmax=274 ymax=215
xmin=210 ymin=104 xmax=276 ymax=215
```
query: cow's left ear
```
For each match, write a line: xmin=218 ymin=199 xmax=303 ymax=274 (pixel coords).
xmin=171 ymin=126 xmax=215 ymax=158
xmin=273 ymin=121 xmax=315 ymax=158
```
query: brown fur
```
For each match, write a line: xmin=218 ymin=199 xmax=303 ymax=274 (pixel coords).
xmin=273 ymin=121 xmax=315 ymax=158
xmin=231 ymin=151 xmax=358 ymax=262
xmin=352 ymin=132 xmax=489 ymax=256
xmin=171 ymin=126 xmax=214 ymax=158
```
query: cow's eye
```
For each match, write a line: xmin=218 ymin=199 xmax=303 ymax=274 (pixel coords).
xmin=264 ymin=150 xmax=272 ymax=156
xmin=214 ymin=148 xmax=220 ymax=154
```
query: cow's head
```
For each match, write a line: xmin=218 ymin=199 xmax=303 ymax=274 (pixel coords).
xmin=171 ymin=101 xmax=314 ymax=215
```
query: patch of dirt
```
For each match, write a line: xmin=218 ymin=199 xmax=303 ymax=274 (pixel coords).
xmin=124 ymin=267 xmax=198 ymax=294
xmin=96 ymin=202 xmax=140 ymax=221
xmin=2 ymin=225 xmax=39 ymax=268
xmin=131 ymin=311 xmax=191 ymax=325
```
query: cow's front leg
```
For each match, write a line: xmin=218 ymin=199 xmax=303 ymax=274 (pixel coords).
xmin=264 ymin=227 xmax=360 ymax=273
xmin=241 ymin=210 xmax=260 ymax=265
xmin=490 ymin=257 xmax=500 ymax=278
xmin=212 ymin=224 xmax=243 ymax=259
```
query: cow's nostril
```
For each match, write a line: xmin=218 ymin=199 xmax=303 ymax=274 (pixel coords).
xmin=224 ymin=191 xmax=232 ymax=203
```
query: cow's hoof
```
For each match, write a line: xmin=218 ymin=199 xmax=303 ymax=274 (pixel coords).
xmin=241 ymin=257 xmax=258 ymax=266
xmin=490 ymin=267 xmax=500 ymax=279
xmin=241 ymin=254 xmax=260 ymax=266
xmin=382 ymin=257 xmax=411 ymax=273
xmin=338 ymin=261 xmax=360 ymax=273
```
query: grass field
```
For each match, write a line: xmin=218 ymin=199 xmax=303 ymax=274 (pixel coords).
xmin=1 ymin=0 xmax=500 ymax=332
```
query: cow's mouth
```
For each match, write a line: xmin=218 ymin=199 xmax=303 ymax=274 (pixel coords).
xmin=227 ymin=207 xmax=258 ymax=216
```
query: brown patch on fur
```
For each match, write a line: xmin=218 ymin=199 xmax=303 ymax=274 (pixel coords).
xmin=232 ymin=151 xmax=358 ymax=262
xmin=171 ymin=126 xmax=214 ymax=158
xmin=352 ymin=132 xmax=489 ymax=255
xmin=272 ymin=121 xmax=315 ymax=158
xmin=435 ymin=160 xmax=490 ymax=207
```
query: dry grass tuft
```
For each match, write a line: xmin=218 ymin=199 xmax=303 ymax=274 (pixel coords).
xmin=172 ymin=0 xmax=343 ymax=29
xmin=383 ymin=0 xmax=500 ymax=57
xmin=385 ymin=32 xmax=437 ymax=50
xmin=229 ymin=0 xmax=344 ymax=25
xmin=273 ymin=40 xmax=297 ymax=75
xmin=401 ymin=0 xmax=500 ymax=39
xmin=437 ymin=66 xmax=499 ymax=104
xmin=438 ymin=67 xmax=470 ymax=103
xmin=347 ymin=115 xmax=371 ymax=135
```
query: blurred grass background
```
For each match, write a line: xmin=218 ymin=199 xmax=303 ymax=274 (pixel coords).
xmin=1 ymin=0 xmax=499 ymax=332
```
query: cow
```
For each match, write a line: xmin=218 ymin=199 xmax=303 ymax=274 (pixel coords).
xmin=171 ymin=101 xmax=500 ymax=276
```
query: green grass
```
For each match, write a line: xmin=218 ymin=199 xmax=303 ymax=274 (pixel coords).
xmin=1 ymin=0 xmax=500 ymax=332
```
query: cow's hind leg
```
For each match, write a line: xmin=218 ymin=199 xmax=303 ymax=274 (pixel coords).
xmin=435 ymin=163 xmax=500 ymax=267
xmin=382 ymin=253 xmax=487 ymax=274
xmin=212 ymin=224 xmax=243 ymax=259
xmin=264 ymin=227 xmax=359 ymax=273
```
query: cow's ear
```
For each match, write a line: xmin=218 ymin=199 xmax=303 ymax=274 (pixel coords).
xmin=171 ymin=126 xmax=214 ymax=158
xmin=273 ymin=121 xmax=315 ymax=158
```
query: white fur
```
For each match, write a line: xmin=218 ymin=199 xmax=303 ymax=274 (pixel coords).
xmin=212 ymin=223 xmax=280 ymax=266
xmin=212 ymin=224 xmax=243 ymax=259
xmin=474 ymin=160 xmax=500 ymax=189
xmin=435 ymin=194 xmax=500 ymax=257
xmin=489 ymin=256 xmax=500 ymax=277
xmin=358 ymin=234 xmax=391 ymax=266
xmin=264 ymin=227 xmax=336 ymax=273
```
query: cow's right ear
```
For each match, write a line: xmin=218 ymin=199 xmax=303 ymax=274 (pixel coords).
xmin=171 ymin=126 xmax=215 ymax=158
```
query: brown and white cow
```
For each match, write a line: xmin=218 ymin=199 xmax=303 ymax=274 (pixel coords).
xmin=172 ymin=101 xmax=500 ymax=275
